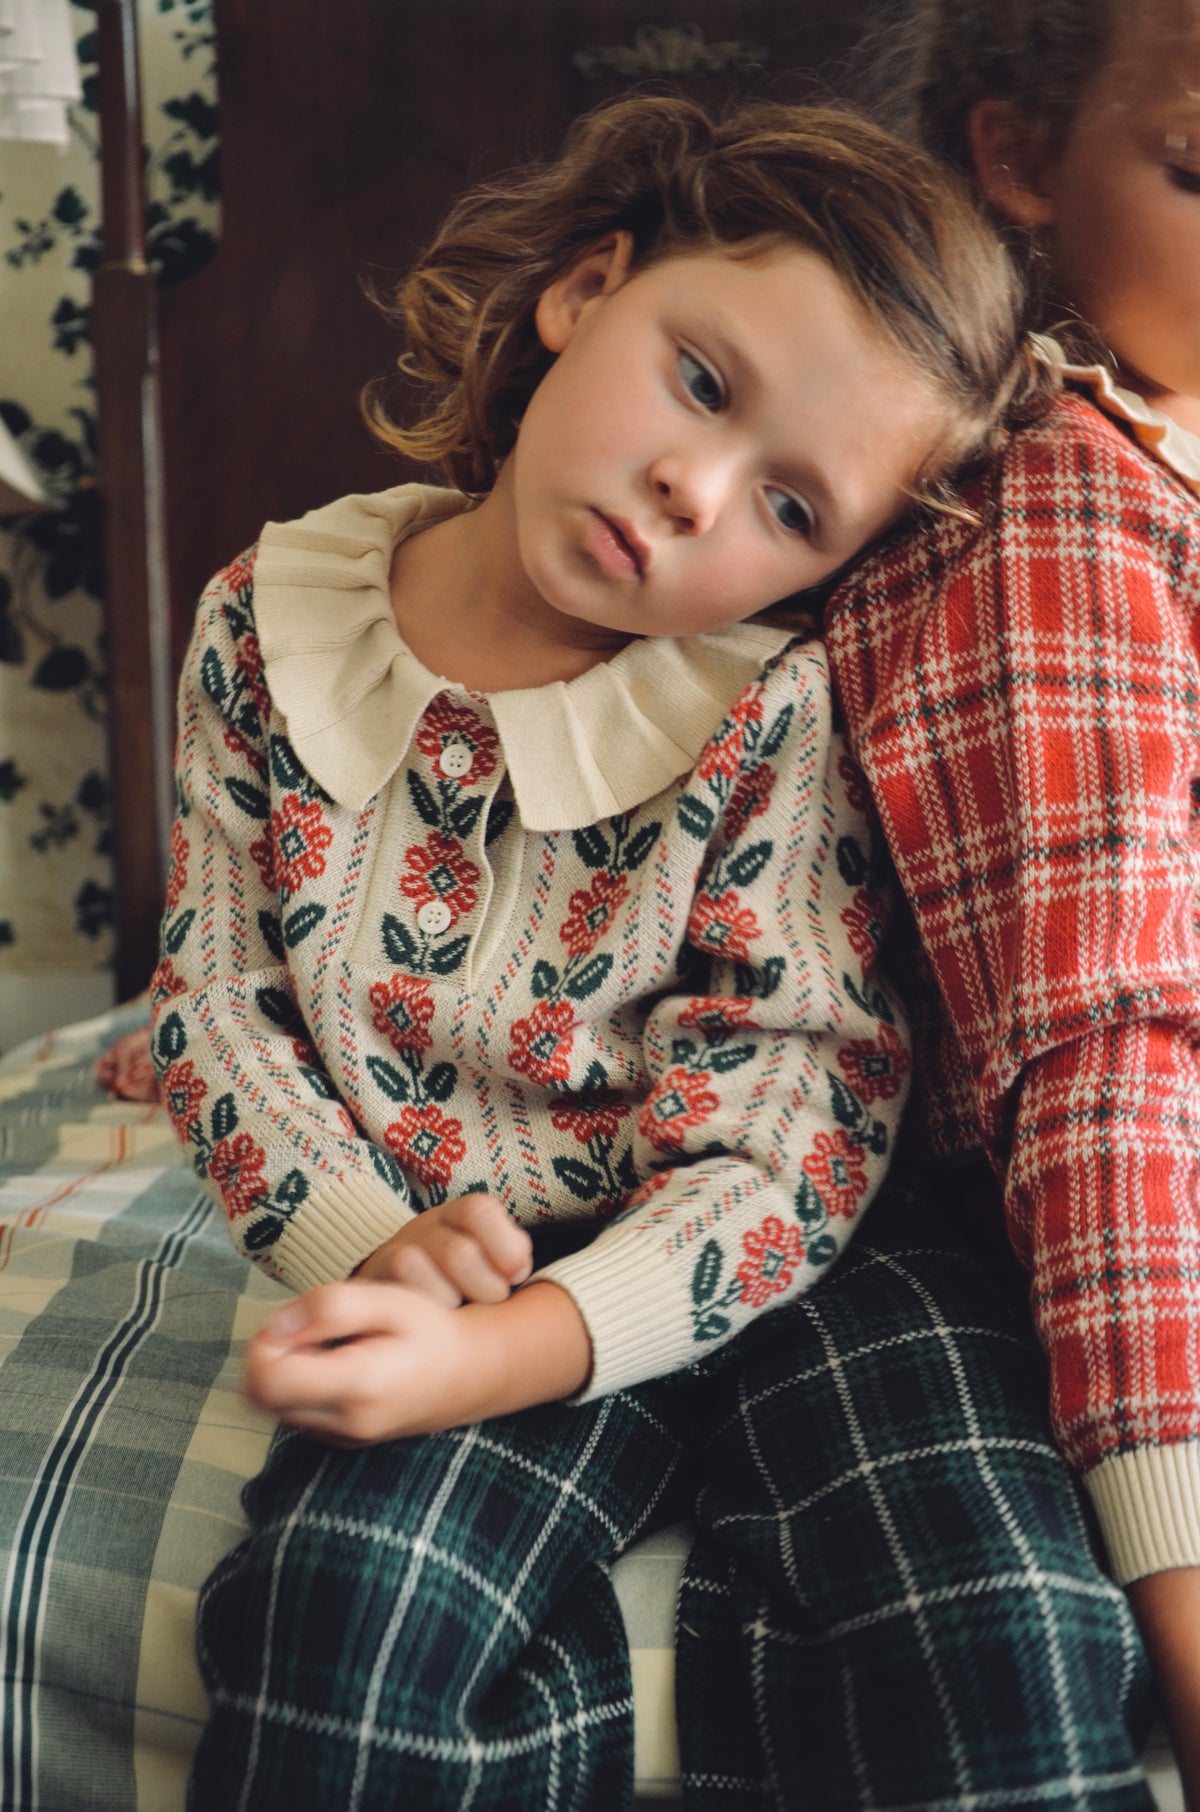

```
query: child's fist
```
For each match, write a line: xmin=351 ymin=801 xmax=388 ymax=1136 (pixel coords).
xmin=355 ymin=1191 xmax=532 ymax=1306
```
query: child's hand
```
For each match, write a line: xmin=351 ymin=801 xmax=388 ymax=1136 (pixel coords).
xmin=355 ymin=1192 xmax=532 ymax=1305
xmin=245 ymin=1280 xmax=496 ymax=1443
xmin=244 ymin=1277 xmax=593 ymax=1444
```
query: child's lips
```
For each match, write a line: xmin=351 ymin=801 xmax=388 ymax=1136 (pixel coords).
xmin=588 ymin=510 xmax=648 ymax=579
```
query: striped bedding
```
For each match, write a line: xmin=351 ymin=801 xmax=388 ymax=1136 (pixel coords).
xmin=0 ymin=1006 xmax=1184 ymax=1810
xmin=0 ymin=1005 xmax=685 ymax=1809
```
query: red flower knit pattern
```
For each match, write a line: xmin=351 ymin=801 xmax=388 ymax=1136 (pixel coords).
xmin=162 ymin=1057 xmax=207 ymax=1128
xmin=385 ymin=1105 xmax=468 ymax=1190
xmin=251 ymin=794 xmax=334 ymax=895
xmin=234 ymin=631 xmax=271 ymax=722
xmin=725 ymin=763 xmax=776 ymax=840
xmin=561 ymin=873 xmax=629 ymax=957
xmin=639 ymin=1067 xmax=719 ymax=1153
xmin=415 ymin=698 xmax=499 ymax=785
xmin=399 ymin=831 xmax=480 ymax=923
xmin=677 ymin=995 xmax=754 ymax=1035
xmin=550 ymin=1093 xmax=632 ymax=1144
xmin=839 ymin=891 xmax=884 ymax=961
xmin=837 ymin=1022 xmax=909 ymax=1104
xmin=688 ymin=890 xmax=761 ymax=962
xmin=208 ymin=1131 xmax=270 ymax=1218
xmin=369 ymin=974 xmax=435 ymax=1055
xmin=220 ymin=545 xmax=258 ymax=594
xmin=165 ymin=824 xmax=188 ymax=911
xmin=802 ymin=1130 xmax=869 ymax=1219
xmin=736 ymin=1214 xmax=805 ymax=1308
xmin=509 ymin=1001 xmax=577 ymax=1086
xmin=697 ymin=691 xmax=763 ymax=781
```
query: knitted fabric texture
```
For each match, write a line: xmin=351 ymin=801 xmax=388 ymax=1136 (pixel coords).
xmin=151 ymin=487 xmax=909 ymax=1401
xmin=824 ymin=391 xmax=1200 ymax=1582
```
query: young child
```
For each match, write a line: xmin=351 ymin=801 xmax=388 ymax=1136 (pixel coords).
xmin=151 ymin=95 xmax=1034 ymax=1808
xmin=675 ymin=4 xmax=1200 ymax=1807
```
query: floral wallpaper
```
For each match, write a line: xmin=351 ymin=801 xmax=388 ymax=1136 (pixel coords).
xmin=0 ymin=0 xmax=218 ymax=1046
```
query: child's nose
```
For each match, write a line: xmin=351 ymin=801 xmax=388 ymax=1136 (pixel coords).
xmin=649 ymin=454 xmax=726 ymax=535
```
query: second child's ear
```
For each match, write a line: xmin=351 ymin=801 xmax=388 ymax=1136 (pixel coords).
xmin=968 ymin=98 xmax=1058 ymax=229
xmin=535 ymin=231 xmax=636 ymax=353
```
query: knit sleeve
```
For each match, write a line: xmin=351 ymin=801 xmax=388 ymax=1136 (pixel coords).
xmin=825 ymin=397 xmax=1200 ymax=1583
xmin=536 ymin=640 xmax=911 ymax=1398
xmin=150 ymin=561 xmax=418 ymax=1289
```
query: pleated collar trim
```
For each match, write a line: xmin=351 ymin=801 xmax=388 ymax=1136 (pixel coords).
xmin=252 ymin=484 xmax=795 ymax=829
xmin=1035 ymin=334 xmax=1200 ymax=492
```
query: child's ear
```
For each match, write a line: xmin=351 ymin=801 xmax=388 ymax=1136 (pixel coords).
xmin=968 ymin=98 xmax=1058 ymax=229
xmin=535 ymin=231 xmax=636 ymax=353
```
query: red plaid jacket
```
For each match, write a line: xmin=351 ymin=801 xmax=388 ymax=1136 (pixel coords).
xmin=825 ymin=392 xmax=1200 ymax=1582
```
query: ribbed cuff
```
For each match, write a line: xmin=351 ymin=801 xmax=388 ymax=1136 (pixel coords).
xmin=1086 ymin=1443 xmax=1200 ymax=1583
xmin=535 ymin=1232 xmax=694 ymax=1400
xmin=274 ymin=1169 xmax=416 ymax=1292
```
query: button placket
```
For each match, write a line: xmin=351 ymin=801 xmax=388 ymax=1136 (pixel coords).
xmin=397 ymin=696 xmax=506 ymax=977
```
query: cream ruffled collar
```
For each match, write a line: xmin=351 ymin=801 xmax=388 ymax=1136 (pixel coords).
xmin=251 ymin=484 xmax=795 ymax=830
xmin=1034 ymin=334 xmax=1200 ymax=491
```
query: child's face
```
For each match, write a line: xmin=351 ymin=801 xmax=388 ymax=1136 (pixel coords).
xmin=507 ymin=239 xmax=946 ymax=642
xmin=1041 ymin=11 xmax=1200 ymax=410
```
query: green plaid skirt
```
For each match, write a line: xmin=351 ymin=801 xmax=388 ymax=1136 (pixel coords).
xmin=189 ymin=1174 xmax=1154 ymax=1812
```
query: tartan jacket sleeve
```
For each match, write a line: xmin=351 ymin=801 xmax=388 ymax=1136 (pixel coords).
xmin=150 ymin=562 xmax=420 ymax=1280
xmin=824 ymin=394 xmax=1200 ymax=1583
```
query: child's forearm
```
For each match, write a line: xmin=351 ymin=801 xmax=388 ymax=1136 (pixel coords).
xmin=466 ymin=1280 xmax=594 ymax=1416
xmin=1128 ymin=1567 xmax=1200 ymax=1802
xmin=246 ymin=1276 xmax=593 ymax=1443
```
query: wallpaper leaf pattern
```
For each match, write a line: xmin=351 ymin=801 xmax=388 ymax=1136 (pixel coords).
xmin=0 ymin=0 xmax=218 ymax=973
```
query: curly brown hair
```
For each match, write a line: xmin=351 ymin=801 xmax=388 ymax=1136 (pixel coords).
xmin=367 ymin=93 xmax=1042 ymax=502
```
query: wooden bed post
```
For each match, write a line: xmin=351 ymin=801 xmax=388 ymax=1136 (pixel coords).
xmin=93 ymin=0 xmax=175 ymax=1000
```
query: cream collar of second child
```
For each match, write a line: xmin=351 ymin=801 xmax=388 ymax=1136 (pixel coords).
xmin=1033 ymin=334 xmax=1200 ymax=491
xmin=252 ymin=484 xmax=795 ymax=829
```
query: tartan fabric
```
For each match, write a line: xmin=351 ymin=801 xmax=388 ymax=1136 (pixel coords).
xmin=0 ymin=1005 xmax=721 ymax=1812
xmin=0 ymin=1014 xmax=1179 ymax=1807
xmin=823 ymin=393 xmax=1200 ymax=1573
xmin=188 ymin=1374 xmax=703 ymax=1812
xmin=677 ymin=1172 xmax=1156 ymax=1811
xmin=187 ymin=1171 xmax=1160 ymax=1812
xmin=0 ymin=1006 xmax=290 ymax=1812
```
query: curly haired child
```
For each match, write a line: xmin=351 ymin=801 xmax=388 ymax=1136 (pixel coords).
xmin=151 ymin=92 xmax=1037 ymax=1810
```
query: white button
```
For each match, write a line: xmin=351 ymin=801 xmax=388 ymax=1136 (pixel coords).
xmin=416 ymin=899 xmax=453 ymax=935
xmin=438 ymin=743 xmax=472 ymax=778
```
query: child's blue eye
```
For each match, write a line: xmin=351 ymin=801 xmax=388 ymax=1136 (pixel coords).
xmin=766 ymin=488 xmax=814 ymax=536
xmin=679 ymin=350 xmax=723 ymax=412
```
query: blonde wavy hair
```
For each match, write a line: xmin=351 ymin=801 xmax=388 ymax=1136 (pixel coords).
xmin=367 ymin=94 xmax=1046 ymax=507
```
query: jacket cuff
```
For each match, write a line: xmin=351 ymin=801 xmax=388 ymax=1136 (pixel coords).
xmin=273 ymin=1169 xmax=416 ymax=1292
xmin=1086 ymin=1443 xmax=1200 ymax=1583
xmin=534 ymin=1231 xmax=694 ymax=1400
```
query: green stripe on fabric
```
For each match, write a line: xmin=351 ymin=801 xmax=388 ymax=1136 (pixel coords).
xmin=0 ymin=1152 xmax=249 ymax=1812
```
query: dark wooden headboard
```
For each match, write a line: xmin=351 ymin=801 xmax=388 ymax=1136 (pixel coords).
xmin=93 ymin=0 xmax=871 ymax=996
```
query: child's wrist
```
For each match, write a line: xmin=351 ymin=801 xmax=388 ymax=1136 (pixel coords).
xmin=462 ymin=1282 xmax=593 ymax=1418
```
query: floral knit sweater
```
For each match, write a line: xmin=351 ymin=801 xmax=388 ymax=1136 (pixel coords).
xmin=824 ymin=384 xmax=1200 ymax=1584
xmin=150 ymin=484 xmax=909 ymax=1401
